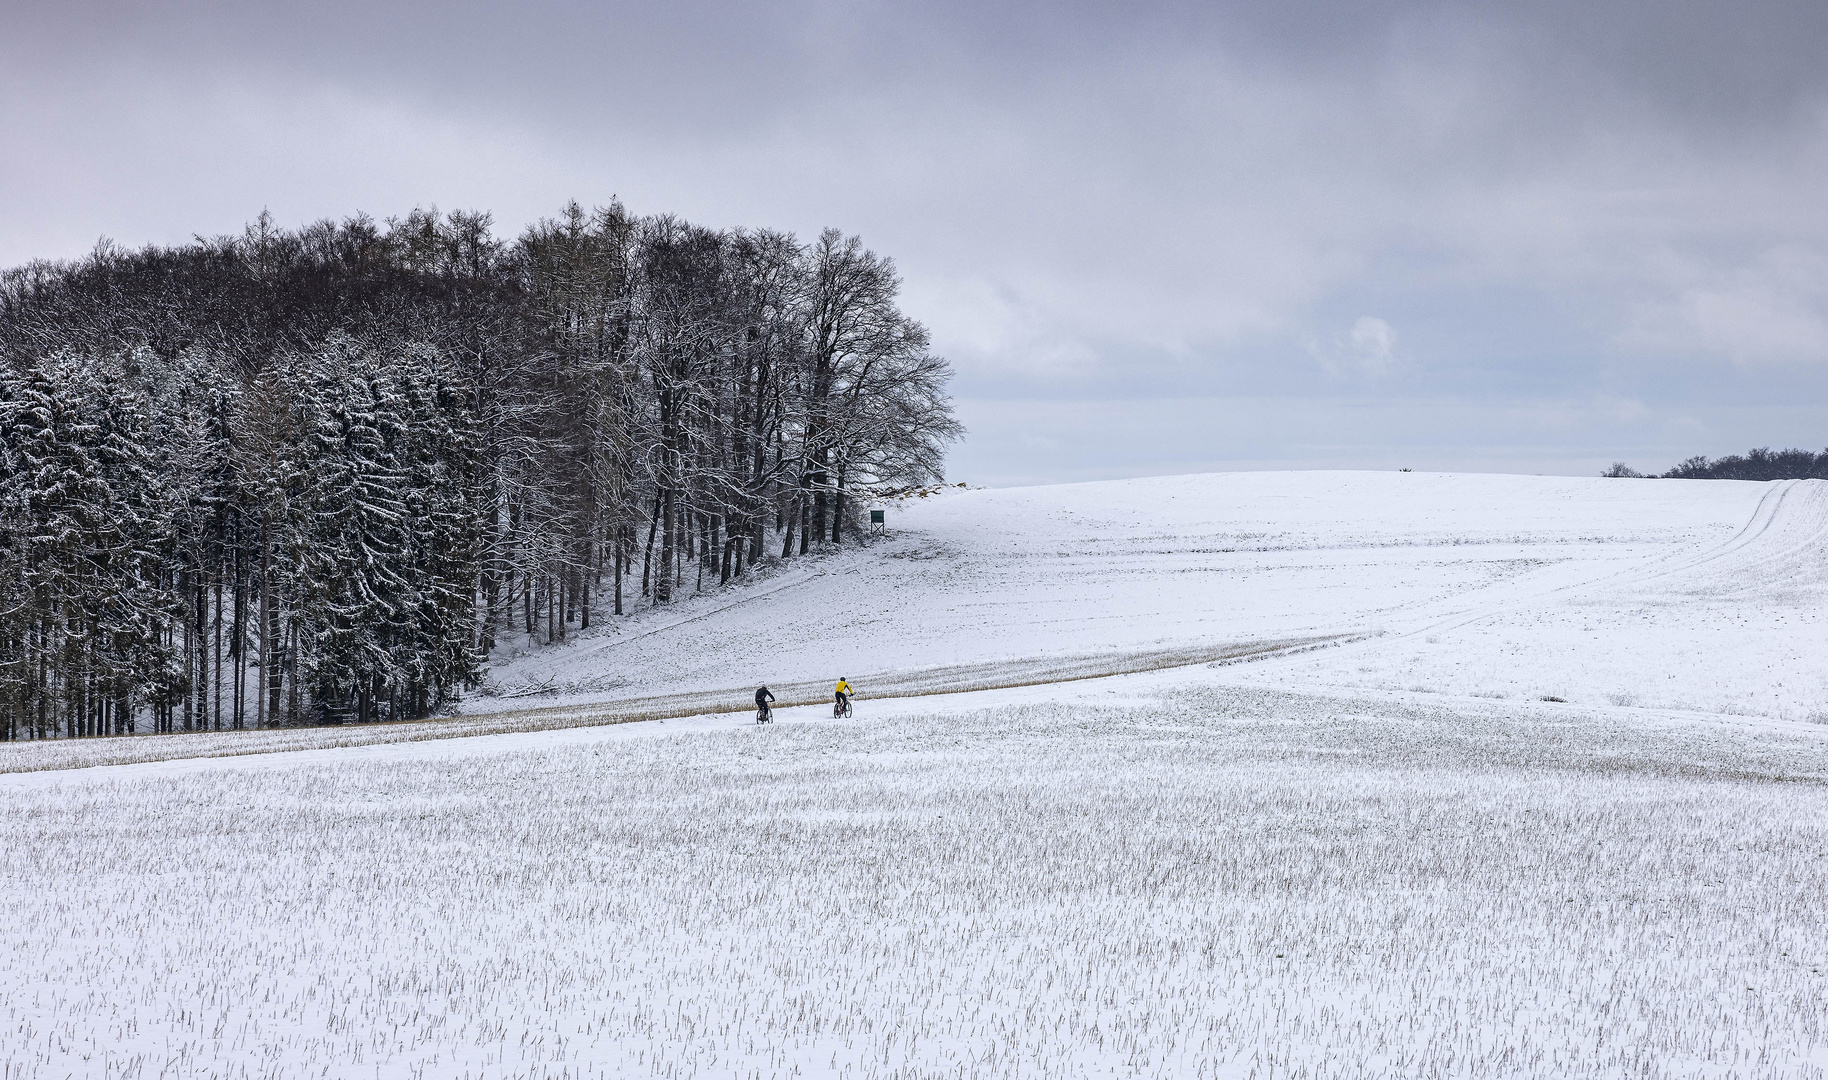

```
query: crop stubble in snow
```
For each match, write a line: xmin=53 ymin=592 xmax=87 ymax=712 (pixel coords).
xmin=6 ymin=686 xmax=1828 ymax=1078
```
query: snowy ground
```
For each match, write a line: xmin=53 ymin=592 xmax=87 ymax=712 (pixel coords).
xmin=8 ymin=681 xmax=1828 ymax=1079
xmin=5 ymin=470 xmax=1828 ymax=1078
xmin=470 ymin=470 xmax=1824 ymax=723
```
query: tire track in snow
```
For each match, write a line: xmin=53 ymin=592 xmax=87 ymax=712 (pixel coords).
xmin=1360 ymin=480 xmax=1816 ymax=645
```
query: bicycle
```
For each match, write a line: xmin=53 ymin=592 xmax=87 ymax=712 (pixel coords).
xmin=756 ymin=705 xmax=773 ymax=725
xmin=833 ymin=694 xmax=852 ymax=719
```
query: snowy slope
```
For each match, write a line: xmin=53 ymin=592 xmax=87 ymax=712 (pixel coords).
xmin=475 ymin=470 xmax=1824 ymax=722
xmin=8 ymin=678 xmax=1828 ymax=1079
xmin=7 ymin=470 xmax=1828 ymax=1079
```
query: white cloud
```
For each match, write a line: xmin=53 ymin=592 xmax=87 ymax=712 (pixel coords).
xmin=1350 ymin=316 xmax=1397 ymax=374
xmin=1619 ymin=246 xmax=1828 ymax=364
xmin=1308 ymin=316 xmax=1399 ymax=378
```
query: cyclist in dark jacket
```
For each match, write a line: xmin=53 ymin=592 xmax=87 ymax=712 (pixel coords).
xmin=755 ymin=685 xmax=775 ymax=723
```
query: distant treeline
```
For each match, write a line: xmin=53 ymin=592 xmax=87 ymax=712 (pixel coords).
xmin=0 ymin=205 xmax=959 ymax=739
xmin=1604 ymin=447 xmax=1828 ymax=481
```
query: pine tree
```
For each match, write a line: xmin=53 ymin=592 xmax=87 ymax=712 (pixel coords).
xmin=0 ymin=203 xmax=960 ymax=737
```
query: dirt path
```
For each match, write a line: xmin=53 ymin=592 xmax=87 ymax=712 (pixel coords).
xmin=0 ymin=636 xmax=1344 ymax=774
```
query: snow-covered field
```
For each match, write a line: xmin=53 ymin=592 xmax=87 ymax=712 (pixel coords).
xmin=470 ymin=470 xmax=1824 ymax=723
xmin=5 ymin=471 xmax=1828 ymax=1078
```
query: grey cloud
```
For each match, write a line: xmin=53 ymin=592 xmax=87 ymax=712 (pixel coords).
xmin=4 ymin=0 xmax=1826 ymax=480
xmin=15 ymin=2 xmax=1828 ymax=129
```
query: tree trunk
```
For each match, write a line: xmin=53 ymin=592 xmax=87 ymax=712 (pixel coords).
xmin=286 ymin=619 xmax=299 ymax=726
xmin=213 ymin=571 xmax=223 ymax=732
xmin=258 ymin=520 xmax=271 ymax=729
xmin=641 ymin=495 xmax=661 ymax=598
xmin=232 ymin=533 xmax=246 ymax=730
xmin=182 ymin=577 xmax=193 ymax=732
xmin=657 ymin=486 xmax=676 ymax=604
xmin=695 ymin=513 xmax=708 ymax=592
xmin=580 ymin=554 xmax=591 ymax=630
xmin=613 ymin=522 xmax=625 ymax=616
xmin=479 ymin=505 xmax=500 ymax=654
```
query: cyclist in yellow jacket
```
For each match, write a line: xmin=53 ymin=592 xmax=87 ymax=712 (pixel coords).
xmin=834 ymin=678 xmax=854 ymax=717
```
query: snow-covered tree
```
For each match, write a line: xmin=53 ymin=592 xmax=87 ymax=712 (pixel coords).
xmin=0 ymin=204 xmax=960 ymax=738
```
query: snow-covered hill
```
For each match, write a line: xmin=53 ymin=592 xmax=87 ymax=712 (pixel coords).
xmin=475 ymin=470 xmax=1828 ymax=722
xmin=9 ymin=470 xmax=1828 ymax=1079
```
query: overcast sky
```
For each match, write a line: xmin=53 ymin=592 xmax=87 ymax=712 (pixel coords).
xmin=4 ymin=1 xmax=1826 ymax=484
